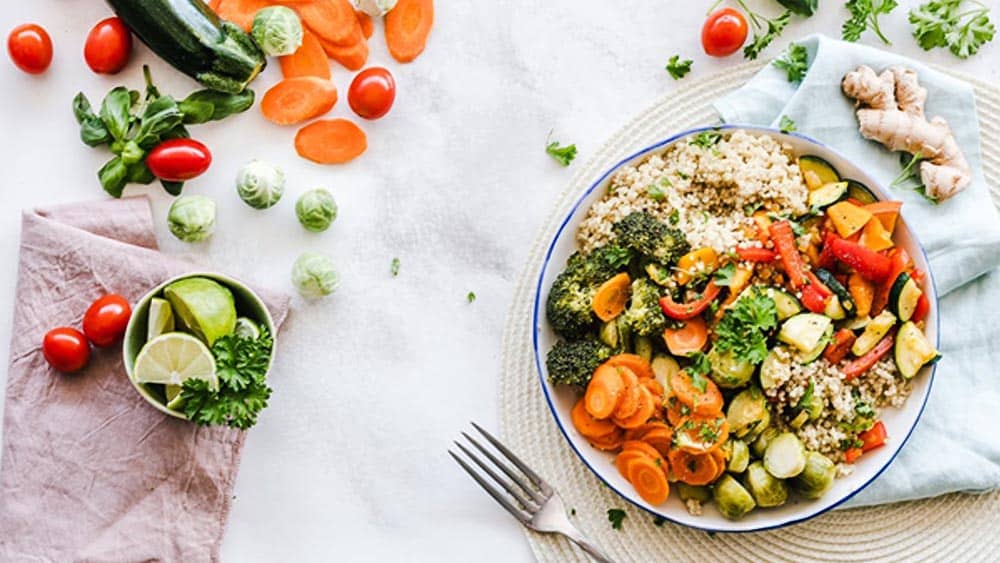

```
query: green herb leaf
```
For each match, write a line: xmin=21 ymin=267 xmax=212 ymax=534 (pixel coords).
xmin=665 ymin=55 xmax=693 ymax=79
xmin=135 ymin=95 xmax=184 ymax=149
xmin=773 ymin=42 xmax=809 ymax=83
xmin=778 ymin=115 xmax=797 ymax=133
xmin=391 ymin=257 xmax=401 ymax=277
xmin=98 ymin=157 xmax=129 ymax=198
xmin=713 ymin=262 xmax=737 ymax=287
xmin=690 ymin=131 xmax=722 ymax=149
xmin=126 ymin=161 xmax=156 ymax=185
xmin=467 ymin=291 xmax=477 ymax=303
xmin=546 ymin=140 xmax=577 ymax=166
xmin=668 ymin=209 xmax=681 ymax=225
xmin=99 ymin=87 xmax=133 ymax=142
xmin=909 ymin=0 xmax=995 ymax=59
xmin=843 ymin=0 xmax=899 ymax=45
xmin=161 ymin=180 xmax=184 ymax=196
xmin=607 ymin=508 xmax=627 ymax=530
xmin=743 ymin=9 xmax=791 ymax=59
xmin=686 ymin=351 xmax=712 ymax=381
xmin=797 ymin=379 xmax=815 ymax=409
xmin=713 ymin=287 xmax=777 ymax=365
xmin=777 ymin=0 xmax=817 ymax=16
xmin=652 ymin=516 xmax=666 ymax=527
xmin=647 ymin=183 xmax=667 ymax=201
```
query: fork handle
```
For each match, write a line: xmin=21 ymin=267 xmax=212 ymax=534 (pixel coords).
xmin=561 ymin=530 xmax=614 ymax=563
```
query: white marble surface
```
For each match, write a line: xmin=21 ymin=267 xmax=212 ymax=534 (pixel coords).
xmin=1 ymin=1 xmax=998 ymax=561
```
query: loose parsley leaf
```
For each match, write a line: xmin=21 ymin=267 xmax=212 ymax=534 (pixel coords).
xmin=779 ymin=115 xmax=797 ymax=133
xmin=743 ymin=9 xmax=792 ymax=60
xmin=647 ymin=183 xmax=667 ymax=201
xmin=690 ymin=130 xmax=722 ymax=149
xmin=797 ymin=379 xmax=815 ymax=410
xmin=676 ymin=170 xmax=690 ymax=180
xmin=713 ymin=262 xmax=737 ymax=287
xmin=391 ymin=257 xmax=401 ymax=277
xmin=467 ymin=291 xmax=477 ymax=303
xmin=891 ymin=151 xmax=939 ymax=204
xmin=714 ymin=288 xmax=778 ymax=365
xmin=843 ymin=0 xmax=899 ymax=45
xmin=652 ymin=516 xmax=666 ymax=527
xmin=686 ymin=351 xmax=713 ymax=387
xmin=909 ymin=0 xmax=995 ymax=59
xmin=665 ymin=55 xmax=693 ymax=80
xmin=668 ymin=209 xmax=681 ymax=225
xmin=546 ymin=140 xmax=577 ymax=166
xmin=773 ymin=42 xmax=809 ymax=83
xmin=777 ymin=0 xmax=818 ymax=16
xmin=608 ymin=508 xmax=627 ymax=530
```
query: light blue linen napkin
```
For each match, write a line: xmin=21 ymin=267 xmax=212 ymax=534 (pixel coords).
xmin=715 ymin=34 xmax=1000 ymax=507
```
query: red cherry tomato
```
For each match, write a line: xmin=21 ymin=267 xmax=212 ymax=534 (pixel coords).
xmin=43 ymin=327 xmax=91 ymax=373
xmin=701 ymin=8 xmax=748 ymax=57
xmin=83 ymin=294 xmax=132 ymax=347
xmin=84 ymin=17 xmax=132 ymax=74
xmin=7 ymin=23 xmax=53 ymax=74
xmin=348 ymin=67 xmax=396 ymax=120
xmin=146 ymin=139 xmax=212 ymax=182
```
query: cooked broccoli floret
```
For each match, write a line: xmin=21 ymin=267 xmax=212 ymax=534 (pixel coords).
xmin=546 ymin=245 xmax=632 ymax=338
xmin=546 ymin=338 xmax=614 ymax=387
xmin=623 ymin=278 xmax=668 ymax=337
xmin=612 ymin=211 xmax=689 ymax=265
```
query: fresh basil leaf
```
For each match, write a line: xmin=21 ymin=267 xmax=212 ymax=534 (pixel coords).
xmin=99 ymin=87 xmax=133 ymax=141
xmin=120 ymin=140 xmax=145 ymax=165
xmin=126 ymin=161 xmax=156 ymax=185
xmin=135 ymin=95 xmax=183 ymax=149
xmin=80 ymin=117 xmax=112 ymax=147
xmin=162 ymin=123 xmax=191 ymax=142
xmin=161 ymin=179 xmax=184 ymax=196
xmin=72 ymin=93 xmax=95 ymax=124
xmin=180 ymin=89 xmax=255 ymax=124
xmin=178 ymin=100 xmax=215 ymax=125
xmin=98 ymin=157 xmax=129 ymax=198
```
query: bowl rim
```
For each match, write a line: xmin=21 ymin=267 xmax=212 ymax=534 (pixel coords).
xmin=530 ymin=124 xmax=940 ymax=533
xmin=121 ymin=271 xmax=277 ymax=420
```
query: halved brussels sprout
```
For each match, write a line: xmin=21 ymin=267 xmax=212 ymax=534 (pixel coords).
xmin=708 ymin=347 xmax=755 ymax=389
xmin=751 ymin=426 xmax=780 ymax=459
xmin=726 ymin=386 xmax=770 ymax=439
xmin=763 ymin=432 xmax=807 ymax=479
xmin=713 ymin=474 xmax=756 ymax=520
xmin=791 ymin=451 xmax=837 ymax=499
xmin=726 ymin=439 xmax=750 ymax=473
xmin=676 ymin=482 xmax=712 ymax=503
xmin=743 ymin=461 xmax=789 ymax=508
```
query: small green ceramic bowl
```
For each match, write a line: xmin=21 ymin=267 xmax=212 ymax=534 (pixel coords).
xmin=122 ymin=272 xmax=276 ymax=420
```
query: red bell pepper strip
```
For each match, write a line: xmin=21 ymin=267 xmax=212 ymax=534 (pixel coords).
xmin=872 ymin=249 xmax=912 ymax=314
xmin=911 ymin=293 xmax=930 ymax=323
xmin=823 ymin=329 xmax=858 ymax=364
xmin=827 ymin=237 xmax=892 ymax=283
xmin=844 ymin=447 xmax=863 ymax=464
xmin=769 ymin=220 xmax=808 ymax=290
xmin=806 ymin=271 xmax=833 ymax=298
xmin=859 ymin=420 xmax=888 ymax=453
xmin=659 ymin=281 xmax=721 ymax=320
xmin=800 ymin=284 xmax=829 ymax=314
xmin=817 ymin=233 xmax=838 ymax=271
xmin=736 ymin=247 xmax=777 ymax=263
xmin=844 ymin=332 xmax=895 ymax=381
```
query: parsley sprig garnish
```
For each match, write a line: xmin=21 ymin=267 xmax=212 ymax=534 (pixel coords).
xmin=773 ymin=42 xmax=809 ymax=83
xmin=713 ymin=288 xmax=778 ymax=365
xmin=779 ymin=115 xmax=797 ymax=133
xmin=546 ymin=136 xmax=577 ymax=166
xmin=607 ymin=508 xmax=627 ymax=530
xmin=842 ymin=0 xmax=899 ymax=45
xmin=734 ymin=0 xmax=792 ymax=59
xmin=665 ymin=55 xmax=693 ymax=80
xmin=909 ymin=0 xmax=995 ymax=59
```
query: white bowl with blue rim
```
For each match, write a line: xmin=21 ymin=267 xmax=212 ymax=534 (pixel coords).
xmin=532 ymin=125 xmax=939 ymax=532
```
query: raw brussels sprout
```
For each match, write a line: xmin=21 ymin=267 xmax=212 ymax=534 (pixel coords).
xmin=725 ymin=439 xmax=750 ymax=473
xmin=708 ymin=347 xmax=755 ymax=389
xmin=356 ymin=0 xmax=398 ymax=17
xmin=296 ymin=188 xmax=338 ymax=232
xmin=791 ymin=451 xmax=837 ymax=499
xmin=726 ymin=386 xmax=770 ymax=439
xmin=712 ymin=474 xmax=756 ymax=520
xmin=236 ymin=160 xmax=285 ymax=209
xmin=251 ymin=6 xmax=303 ymax=57
xmin=751 ymin=427 xmax=780 ymax=459
xmin=292 ymin=252 xmax=339 ymax=299
xmin=167 ymin=195 xmax=216 ymax=242
xmin=743 ymin=461 xmax=789 ymax=508
xmin=676 ymin=482 xmax=711 ymax=503
xmin=763 ymin=432 xmax=807 ymax=479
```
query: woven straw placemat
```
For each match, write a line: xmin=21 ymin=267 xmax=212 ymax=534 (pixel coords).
xmin=498 ymin=61 xmax=1000 ymax=562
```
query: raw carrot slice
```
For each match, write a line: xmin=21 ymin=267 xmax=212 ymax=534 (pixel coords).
xmin=356 ymin=9 xmax=374 ymax=39
xmin=261 ymin=77 xmax=339 ymax=125
xmin=606 ymin=354 xmax=654 ymax=380
xmin=294 ymin=119 xmax=368 ymax=164
xmin=668 ymin=449 xmax=719 ymax=486
xmin=584 ymin=363 xmax=624 ymax=419
xmin=588 ymin=428 xmax=624 ymax=452
xmin=668 ymin=370 xmax=723 ymax=416
xmin=297 ymin=0 xmax=360 ymax=45
xmin=627 ymin=457 xmax=671 ymax=505
xmin=612 ymin=367 xmax=641 ymax=421
xmin=642 ymin=427 xmax=675 ymax=457
xmin=615 ymin=450 xmax=650 ymax=481
xmin=280 ymin=29 xmax=332 ymax=79
xmin=319 ymin=33 xmax=370 ymax=71
xmin=621 ymin=440 xmax=662 ymax=460
xmin=385 ymin=0 xmax=434 ymax=63
xmin=673 ymin=414 xmax=729 ymax=455
xmin=623 ymin=421 xmax=672 ymax=442
xmin=613 ymin=387 xmax=656 ymax=429
xmin=710 ymin=448 xmax=727 ymax=481
xmin=215 ymin=0 xmax=271 ymax=32
xmin=641 ymin=378 xmax=664 ymax=400
xmin=592 ymin=273 xmax=631 ymax=322
xmin=662 ymin=316 xmax=708 ymax=356
xmin=571 ymin=398 xmax=617 ymax=439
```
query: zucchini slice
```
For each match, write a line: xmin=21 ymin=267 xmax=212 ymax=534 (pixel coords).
xmin=814 ymin=269 xmax=856 ymax=318
xmin=807 ymin=181 xmax=848 ymax=209
xmin=796 ymin=324 xmax=833 ymax=364
xmin=889 ymin=272 xmax=923 ymax=322
xmin=823 ymin=295 xmax=847 ymax=321
xmin=846 ymin=179 xmax=878 ymax=205
xmin=843 ymin=315 xmax=872 ymax=331
xmin=768 ymin=287 xmax=803 ymax=321
xmin=798 ymin=156 xmax=841 ymax=190
xmin=851 ymin=310 xmax=896 ymax=356
xmin=778 ymin=313 xmax=833 ymax=353
xmin=763 ymin=432 xmax=807 ymax=479
xmin=895 ymin=321 xmax=940 ymax=378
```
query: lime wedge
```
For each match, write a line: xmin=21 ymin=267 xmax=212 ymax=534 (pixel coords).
xmin=234 ymin=317 xmax=260 ymax=340
xmin=165 ymin=384 xmax=185 ymax=411
xmin=133 ymin=333 xmax=217 ymax=390
xmin=147 ymin=297 xmax=175 ymax=340
xmin=163 ymin=278 xmax=237 ymax=346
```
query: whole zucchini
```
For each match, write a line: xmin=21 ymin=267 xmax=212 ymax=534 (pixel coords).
xmin=106 ymin=0 xmax=266 ymax=94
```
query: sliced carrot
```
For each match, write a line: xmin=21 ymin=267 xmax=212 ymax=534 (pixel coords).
xmin=662 ymin=316 xmax=708 ymax=356
xmin=664 ymin=395 xmax=688 ymax=427
xmin=613 ymin=386 xmax=656 ymax=429
xmin=710 ymin=448 xmax=728 ymax=481
xmin=628 ymin=456 xmax=671 ymax=504
xmin=295 ymin=119 xmax=368 ymax=164
xmin=356 ymin=9 xmax=374 ymax=39
xmin=621 ymin=440 xmax=663 ymax=460
xmin=261 ymin=77 xmax=338 ymax=125
xmin=641 ymin=428 xmax=674 ymax=457
xmin=612 ymin=367 xmax=641 ymax=420
xmin=668 ymin=370 xmax=723 ymax=416
xmin=641 ymin=378 xmax=664 ymax=399
xmin=848 ymin=273 xmax=875 ymax=319
xmin=616 ymin=449 xmax=650 ymax=481
xmin=623 ymin=421 xmax=672 ymax=442
xmin=668 ymin=449 xmax=719 ymax=486
xmin=385 ymin=0 xmax=434 ymax=63
xmin=297 ymin=0 xmax=361 ymax=45
xmin=674 ymin=414 xmax=729 ymax=455
xmin=208 ymin=0 xmax=223 ymax=11
xmin=592 ymin=273 xmax=631 ymax=322
xmin=588 ymin=428 xmax=624 ymax=452
xmin=215 ymin=0 xmax=271 ymax=32
xmin=319 ymin=33 xmax=370 ymax=71
xmin=606 ymin=354 xmax=653 ymax=379
xmin=280 ymin=29 xmax=332 ymax=80
xmin=584 ymin=363 xmax=624 ymax=420
xmin=571 ymin=398 xmax=618 ymax=439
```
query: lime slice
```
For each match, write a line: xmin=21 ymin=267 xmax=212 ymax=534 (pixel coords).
xmin=147 ymin=297 xmax=175 ymax=341
xmin=163 ymin=277 xmax=237 ymax=346
xmin=133 ymin=333 xmax=217 ymax=390
xmin=165 ymin=384 xmax=185 ymax=411
xmin=234 ymin=317 xmax=260 ymax=340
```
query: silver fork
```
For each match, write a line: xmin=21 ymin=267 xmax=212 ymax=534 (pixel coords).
xmin=449 ymin=422 xmax=615 ymax=563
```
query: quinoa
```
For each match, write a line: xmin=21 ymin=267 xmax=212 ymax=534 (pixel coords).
xmin=685 ymin=499 xmax=703 ymax=516
xmin=577 ymin=130 xmax=809 ymax=253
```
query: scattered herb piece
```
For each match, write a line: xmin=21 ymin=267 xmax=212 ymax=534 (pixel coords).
xmin=665 ymin=55 xmax=693 ymax=79
xmin=686 ymin=351 xmax=712 ymax=382
xmin=467 ymin=292 xmax=477 ymax=303
xmin=668 ymin=209 xmax=681 ymax=225
xmin=690 ymin=130 xmax=722 ymax=149
xmin=647 ymin=183 xmax=667 ymax=201
xmin=779 ymin=115 xmax=797 ymax=133
xmin=735 ymin=0 xmax=792 ymax=60
xmin=676 ymin=170 xmax=690 ymax=180
xmin=391 ymin=257 xmax=401 ymax=277
xmin=842 ymin=0 xmax=899 ymax=45
xmin=608 ymin=508 xmax=627 ymax=530
xmin=744 ymin=202 xmax=763 ymax=216
xmin=652 ymin=516 xmax=666 ymax=527
xmin=891 ymin=151 xmax=938 ymax=204
xmin=713 ymin=287 xmax=778 ymax=365
xmin=777 ymin=0 xmax=818 ymax=16
xmin=797 ymin=379 xmax=816 ymax=410
xmin=713 ymin=262 xmax=737 ymax=286
xmin=546 ymin=138 xmax=577 ymax=166
xmin=773 ymin=42 xmax=809 ymax=83
xmin=909 ymin=0 xmax=995 ymax=59
xmin=571 ymin=508 xmax=577 ymax=516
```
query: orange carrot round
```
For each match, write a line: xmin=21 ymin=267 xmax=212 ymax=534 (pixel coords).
xmin=261 ymin=77 xmax=338 ymax=125
xmin=662 ymin=316 xmax=708 ymax=356
xmin=621 ymin=440 xmax=663 ymax=460
xmin=606 ymin=354 xmax=654 ymax=379
xmin=623 ymin=421 xmax=672 ymax=442
xmin=385 ymin=0 xmax=434 ymax=63
xmin=297 ymin=0 xmax=360 ymax=45
xmin=584 ymin=363 xmax=624 ymax=419
xmin=668 ymin=370 xmax=723 ymax=416
xmin=592 ymin=273 xmax=631 ymax=322
xmin=615 ymin=450 xmax=649 ymax=481
xmin=215 ymin=0 xmax=272 ymax=32
xmin=319 ymin=32 xmax=369 ymax=71
xmin=571 ymin=398 xmax=617 ymax=439
xmin=294 ymin=119 xmax=368 ymax=164
xmin=613 ymin=386 xmax=656 ymax=429
xmin=588 ymin=428 xmax=624 ymax=452
xmin=665 ymin=396 xmax=687 ymax=427
xmin=279 ymin=29 xmax=331 ymax=79
xmin=627 ymin=456 xmax=671 ymax=504
xmin=673 ymin=414 xmax=729 ymax=455
xmin=641 ymin=427 xmax=674 ymax=457
xmin=612 ymin=367 xmax=641 ymax=421
xmin=668 ymin=449 xmax=719 ymax=486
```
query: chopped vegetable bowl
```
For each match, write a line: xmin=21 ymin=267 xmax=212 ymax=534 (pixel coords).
xmin=532 ymin=126 xmax=939 ymax=532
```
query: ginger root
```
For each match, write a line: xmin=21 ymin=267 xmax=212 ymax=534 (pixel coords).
xmin=842 ymin=65 xmax=970 ymax=201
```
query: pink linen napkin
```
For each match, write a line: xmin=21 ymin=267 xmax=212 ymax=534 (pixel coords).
xmin=0 ymin=197 xmax=289 ymax=562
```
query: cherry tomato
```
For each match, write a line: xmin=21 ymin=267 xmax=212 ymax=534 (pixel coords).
xmin=43 ymin=327 xmax=91 ymax=373
xmin=146 ymin=139 xmax=212 ymax=182
xmin=84 ymin=17 xmax=132 ymax=75
xmin=348 ymin=67 xmax=396 ymax=120
xmin=701 ymin=8 xmax=748 ymax=57
xmin=83 ymin=294 xmax=132 ymax=347
xmin=7 ymin=23 xmax=53 ymax=74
